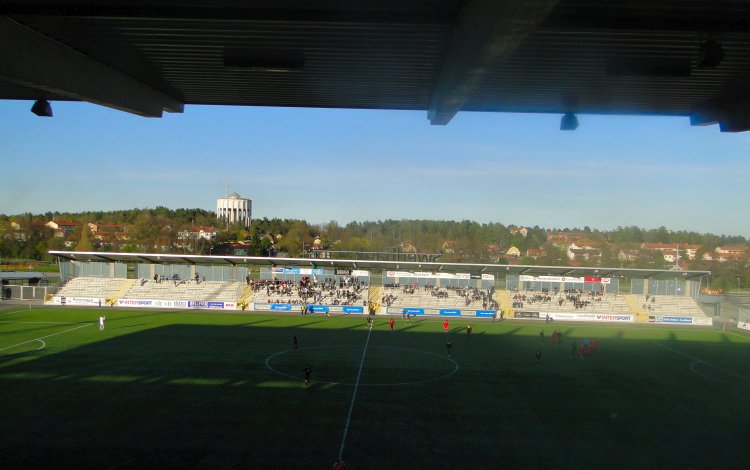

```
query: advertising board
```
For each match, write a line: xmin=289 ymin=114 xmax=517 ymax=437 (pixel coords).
xmin=116 ymin=298 xmax=237 ymax=310
xmin=252 ymin=303 xmax=362 ymax=314
xmin=385 ymin=271 xmax=470 ymax=280
xmin=52 ymin=296 xmax=102 ymax=306
xmin=386 ymin=307 xmax=496 ymax=317
xmin=520 ymin=275 xmax=611 ymax=284
xmin=648 ymin=316 xmax=712 ymax=326
xmin=515 ymin=311 xmax=633 ymax=322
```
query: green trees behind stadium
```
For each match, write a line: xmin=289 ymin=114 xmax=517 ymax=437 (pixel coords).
xmin=0 ymin=211 xmax=748 ymax=291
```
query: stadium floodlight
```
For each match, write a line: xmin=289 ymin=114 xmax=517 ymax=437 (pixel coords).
xmin=698 ymin=40 xmax=724 ymax=68
xmin=31 ymin=99 xmax=53 ymax=117
xmin=560 ymin=112 xmax=578 ymax=131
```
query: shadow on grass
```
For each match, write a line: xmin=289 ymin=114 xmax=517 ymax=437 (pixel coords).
xmin=114 ymin=323 xmax=153 ymax=329
xmin=2 ymin=320 xmax=750 ymax=469
xmin=0 ymin=324 xmax=77 ymax=336
xmin=238 ymin=319 xmax=276 ymax=326
xmin=298 ymin=319 xmax=329 ymax=327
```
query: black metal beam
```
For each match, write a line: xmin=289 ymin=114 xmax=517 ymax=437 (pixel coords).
xmin=0 ymin=17 xmax=183 ymax=117
xmin=428 ymin=0 xmax=561 ymax=124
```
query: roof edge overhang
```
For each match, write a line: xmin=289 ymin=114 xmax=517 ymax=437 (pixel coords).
xmin=48 ymin=251 xmax=710 ymax=280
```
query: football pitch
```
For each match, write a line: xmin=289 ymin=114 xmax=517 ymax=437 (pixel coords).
xmin=1 ymin=306 xmax=749 ymax=469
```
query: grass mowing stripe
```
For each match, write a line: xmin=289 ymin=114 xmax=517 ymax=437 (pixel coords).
xmin=0 ymin=309 xmax=28 ymax=318
xmin=338 ymin=323 xmax=373 ymax=461
xmin=654 ymin=341 xmax=750 ymax=383
xmin=0 ymin=323 xmax=93 ymax=352
xmin=3 ymin=308 xmax=749 ymax=468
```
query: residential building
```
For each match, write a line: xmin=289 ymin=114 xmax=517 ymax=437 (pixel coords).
xmin=567 ymin=242 xmax=601 ymax=261
xmin=45 ymin=220 xmax=77 ymax=237
xmin=505 ymin=246 xmax=521 ymax=258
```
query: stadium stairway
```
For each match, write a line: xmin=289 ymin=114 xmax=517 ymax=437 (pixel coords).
xmin=237 ymin=284 xmax=254 ymax=310
xmin=106 ymin=278 xmax=137 ymax=306
xmin=622 ymin=294 xmax=648 ymax=322
xmin=369 ymin=286 xmax=383 ymax=311
xmin=496 ymin=290 xmax=515 ymax=317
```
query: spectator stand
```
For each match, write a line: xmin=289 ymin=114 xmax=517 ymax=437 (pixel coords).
xmin=504 ymin=274 xmax=710 ymax=325
xmin=46 ymin=251 xmax=711 ymax=318
xmin=505 ymin=274 xmax=631 ymax=321
xmin=251 ymin=267 xmax=371 ymax=314
xmin=381 ymin=270 xmax=496 ymax=318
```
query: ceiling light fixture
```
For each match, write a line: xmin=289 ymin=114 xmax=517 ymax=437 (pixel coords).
xmin=31 ymin=99 xmax=53 ymax=117
xmin=560 ymin=112 xmax=578 ymax=131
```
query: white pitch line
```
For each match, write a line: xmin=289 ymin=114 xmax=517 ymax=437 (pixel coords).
xmin=654 ymin=342 xmax=750 ymax=383
xmin=0 ymin=309 xmax=26 ymax=318
xmin=337 ymin=323 xmax=374 ymax=461
xmin=265 ymin=345 xmax=459 ymax=387
xmin=0 ymin=323 xmax=93 ymax=352
xmin=721 ymin=330 xmax=750 ymax=340
xmin=0 ymin=321 xmax=83 ymax=324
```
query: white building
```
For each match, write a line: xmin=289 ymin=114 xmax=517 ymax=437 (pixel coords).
xmin=217 ymin=192 xmax=251 ymax=227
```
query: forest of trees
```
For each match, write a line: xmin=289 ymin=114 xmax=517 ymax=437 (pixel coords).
xmin=1 ymin=209 xmax=748 ymax=290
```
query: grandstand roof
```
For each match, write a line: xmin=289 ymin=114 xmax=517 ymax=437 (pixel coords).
xmin=4 ymin=1 xmax=750 ymax=130
xmin=49 ymin=251 xmax=710 ymax=280
xmin=0 ymin=271 xmax=58 ymax=282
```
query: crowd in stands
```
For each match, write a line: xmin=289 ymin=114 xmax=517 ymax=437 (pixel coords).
xmin=250 ymin=276 xmax=368 ymax=306
xmin=562 ymin=290 xmax=605 ymax=309
xmin=642 ymin=294 xmax=657 ymax=311
xmin=382 ymin=292 xmax=397 ymax=307
xmin=445 ymin=285 xmax=498 ymax=309
xmin=512 ymin=288 xmax=606 ymax=310
xmin=382 ymin=283 xmax=498 ymax=310
xmin=146 ymin=273 xmax=203 ymax=286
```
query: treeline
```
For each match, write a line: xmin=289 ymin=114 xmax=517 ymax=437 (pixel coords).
xmin=0 ymin=208 xmax=214 ymax=260
xmin=2 ymin=211 xmax=748 ymax=291
xmin=1 ymin=211 xmax=748 ymax=262
xmin=47 ymin=207 xmax=217 ymax=226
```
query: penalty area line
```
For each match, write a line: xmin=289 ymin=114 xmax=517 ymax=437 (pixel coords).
xmin=0 ymin=321 xmax=84 ymax=325
xmin=337 ymin=322 xmax=373 ymax=461
xmin=654 ymin=342 xmax=750 ymax=383
xmin=0 ymin=323 xmax=93 ymax=352
xmin=0 ymin=309 xmax=28 ymax=319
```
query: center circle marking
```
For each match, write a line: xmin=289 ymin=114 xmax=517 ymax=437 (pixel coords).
xmin=265 ymin=345 xmax=458 ymax=386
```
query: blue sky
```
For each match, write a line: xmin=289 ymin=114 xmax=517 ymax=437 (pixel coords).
xmin=1 ymin=99 xmax=748 ymax=238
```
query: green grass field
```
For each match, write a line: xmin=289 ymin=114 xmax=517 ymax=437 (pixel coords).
xmin=1 ymin=306 xmax=749 ymax=469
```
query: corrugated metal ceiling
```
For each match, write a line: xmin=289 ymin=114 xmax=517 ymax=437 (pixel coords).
xmin=3 ymin=0 xmax=750 ymax=128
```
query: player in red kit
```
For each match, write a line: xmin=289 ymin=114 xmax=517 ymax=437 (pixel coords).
xmin=388 ymin=318 xmax=394 ymax=332
xmin=443 ymin=319 xmax=449 ymax=333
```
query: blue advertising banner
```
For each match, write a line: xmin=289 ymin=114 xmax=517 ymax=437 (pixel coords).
xmin=387 ymin=307 xmax=495 ymax=317
xmin=271 ymin=267 xmax=325 ymax=275
xmin=309 ymin=305 xmax=329 ymax=313
xmin=475 ymin=310 xmax=496 ymax=317
xmin=342 ymin=306 xmax=364 ymax=314
xmin=661 ymin=316 xmax=693 ymax=324
xmin=270 ymin=303 xmax=292 ymax=311
xmin=439 ymin=309 xmax=461 ymax=316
